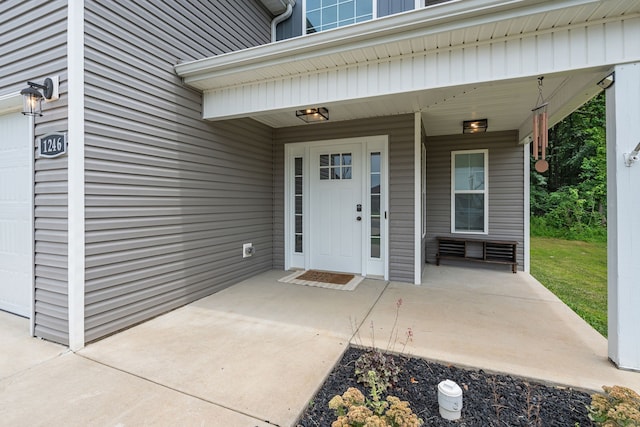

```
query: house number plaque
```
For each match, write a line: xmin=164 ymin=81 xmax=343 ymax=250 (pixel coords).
xmin=38 ymin=132 xmax=67 ymax=158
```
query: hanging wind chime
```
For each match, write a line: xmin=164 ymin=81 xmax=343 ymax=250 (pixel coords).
xmin=532 ymin=77 xmax=549 ymax=173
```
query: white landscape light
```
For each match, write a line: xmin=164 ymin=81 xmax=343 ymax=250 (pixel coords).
xmin=438 ymin=379 xmax=463 ymax=420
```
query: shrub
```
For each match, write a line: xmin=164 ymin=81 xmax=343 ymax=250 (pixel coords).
xmin=328 ymin=386 xmax=423 ymax=427
xmin=355 ymin=349 xmax=401 ymax=393
xmin=588 ymin=385 xmax=640 ymax=426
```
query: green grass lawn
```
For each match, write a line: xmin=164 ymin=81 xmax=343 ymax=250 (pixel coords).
xmin=530 ymin=236 xmax=608 ymax=337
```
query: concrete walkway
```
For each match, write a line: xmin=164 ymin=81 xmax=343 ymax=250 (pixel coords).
xmin=1 ymin=266 xmax=639 ymax=426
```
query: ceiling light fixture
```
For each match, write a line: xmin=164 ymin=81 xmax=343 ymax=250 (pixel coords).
xmin=462 ymin=119 xmax=488 ymax=134
xmin=296 ymin=107 xmax=329 ymax=123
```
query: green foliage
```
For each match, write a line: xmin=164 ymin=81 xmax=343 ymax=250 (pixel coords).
xmin=353 ymin=299 xmax=411 ymax=394
xmin=530 ymin=92 xmax=607 ymax=241
xmin=328 ymin=386 xmax=423 ymax=427
xmin=531 ymin=216 xmax=606 ymax=243
xmin=530 ymin=237 xmax=607 ymax=336
xmin=355 ymin=349 xmax=401 ymax=393
xmin=588 ymin=385 xmax=640 ymax=426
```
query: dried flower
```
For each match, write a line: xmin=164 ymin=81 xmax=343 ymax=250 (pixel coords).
xmin=588 ymin=385 xmax=640 ymax=426
xmin=343 ymin=387 xmax=366 ymax=406
xmin=328 ymin=387 xmax=423 ymax=427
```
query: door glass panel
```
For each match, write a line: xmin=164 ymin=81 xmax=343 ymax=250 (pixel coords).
xmin=342 ymin=166 xmax=352 ymax=179
xmin=371 ymin=217 xmax=380 ymax=236
xmin=370 ymin=152 xmax=381 ymax=259
xmin=370 ymin=238 xmax=380 ymax=258
xmin=294 ymin=157 xmax=304 ymax=253
xmin=371 ymin=152 xmax=380 ymax=173
xmin=319 ymin=153 xmax=352 ymax=180
xmin=370 ymin=195 xmax=380 ymax=215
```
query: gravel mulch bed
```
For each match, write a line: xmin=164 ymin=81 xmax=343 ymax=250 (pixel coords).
xmin=296 ymin=347 xmax=594 ymax=426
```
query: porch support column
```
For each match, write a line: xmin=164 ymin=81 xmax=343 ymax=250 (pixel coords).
xmin=68 ymin=0 xmax=85 ymax=351
xmin=414 ymin=112 xmax=423 ymax=284
xmin=606 ymin=62 xmax=640 ymax=371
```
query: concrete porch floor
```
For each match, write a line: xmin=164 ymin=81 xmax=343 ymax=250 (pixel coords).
xmin=1 ymin=265 xmax=639 ymax=426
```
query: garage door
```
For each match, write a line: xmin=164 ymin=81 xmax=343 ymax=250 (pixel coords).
xmin=0 ymin=111 xmax=32 ymax=317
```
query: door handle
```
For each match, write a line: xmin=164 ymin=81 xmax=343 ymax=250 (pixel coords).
xmin=356 ymin=216 xmax=362 ymax=221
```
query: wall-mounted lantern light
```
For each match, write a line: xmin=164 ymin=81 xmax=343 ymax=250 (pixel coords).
xmin=462 ymin=119 xmax=488 ymax=134
xmin=296 ymin=107 xmax=329 ymax=123
xmin=20 ymin=77 xmax=59 ymax=116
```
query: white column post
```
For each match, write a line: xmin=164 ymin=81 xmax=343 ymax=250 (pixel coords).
xmin=68 ymin=0 xmax=85 ymax=351
xmin=606 ymin=62 xmax=640 ymax=370
xmin=523 ymin=144 xmax=530 ymax=273
xmin=414 ymin=112 xmax=423 ymax=284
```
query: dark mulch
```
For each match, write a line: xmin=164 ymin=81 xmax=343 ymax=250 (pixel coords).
xmin=296 ymin=347 xmax=595 ymax=426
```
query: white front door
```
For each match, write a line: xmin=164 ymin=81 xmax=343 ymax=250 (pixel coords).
xmin=285 ymin=136 xmax=388 ymax=278
xmin=0 ymin=112 xmax=33 ymax=317
xmin=309 ymin=143 xmax=363 ymax=273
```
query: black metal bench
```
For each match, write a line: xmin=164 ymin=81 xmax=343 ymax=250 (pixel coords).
xmin=436 ymin=236 xmax=518 ymax=273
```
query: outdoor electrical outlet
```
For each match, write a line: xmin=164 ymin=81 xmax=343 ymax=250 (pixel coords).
xmin=242 ymin=243 xmax=254 ymax=258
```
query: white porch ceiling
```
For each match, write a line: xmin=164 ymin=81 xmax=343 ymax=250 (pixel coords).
xmin=251 ymin=70 xmax=609 ymax=136
xmin=176 ymin=0 xmax=640 ymax=136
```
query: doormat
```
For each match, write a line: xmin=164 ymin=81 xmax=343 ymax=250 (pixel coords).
xmin=279 ymin=270 xmax=364 ymax=291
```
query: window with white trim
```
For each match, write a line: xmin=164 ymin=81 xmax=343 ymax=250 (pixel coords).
xmin=451 ymin=150 xmax=488 ymax=234
xmin=305 ymin=0 xmax=373 ymax=34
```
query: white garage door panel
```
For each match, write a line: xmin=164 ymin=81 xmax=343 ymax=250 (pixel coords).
xmin=0 ymin=112 xmax=32 ymax=317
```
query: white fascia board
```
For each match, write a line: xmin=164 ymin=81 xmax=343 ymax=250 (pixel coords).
xmin=176 ymin=0 xmax=600 ymax=89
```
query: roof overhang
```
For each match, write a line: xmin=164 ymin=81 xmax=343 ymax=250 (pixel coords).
xmin=259 ymin=0 xmax=294 ymax=15
xmin=176 ymin=0 xmax=640 ymax=136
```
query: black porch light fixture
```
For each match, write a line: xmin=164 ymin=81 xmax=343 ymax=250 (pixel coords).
xmin=20 ymin=77 xmax=57 ymax=116
xmin=462 ymin=118 xmax=488 ymax=134
xmin=296 ymin=107 xmax=329 ymax=123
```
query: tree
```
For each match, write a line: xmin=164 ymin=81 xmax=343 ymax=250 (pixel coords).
xmin=530 ymin=92 xmax=607 ymax=240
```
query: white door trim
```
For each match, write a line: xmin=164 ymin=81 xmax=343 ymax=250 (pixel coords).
xmin=284 ymin=136 xmax=389 ymax=279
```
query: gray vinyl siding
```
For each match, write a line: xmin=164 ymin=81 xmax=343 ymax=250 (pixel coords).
xmin=273 ymin=114 xmax=415 ymax=283
xmin=425 ymin=131 xmax=525 ymax=270
xmin=83 ymin=0 xmax=273 ymax=342
xmin=378 ymin=0 xmax=414 ymax=17
xmin=0 ymin=0 xmax=70 ymax=345
xmin=276 ymin=1 xmax=303 ymax=41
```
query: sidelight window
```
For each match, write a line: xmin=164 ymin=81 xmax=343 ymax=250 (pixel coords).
xmin=295 ymin=157 xmax=304 ymax=252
